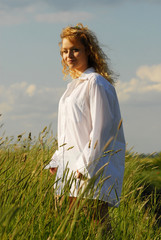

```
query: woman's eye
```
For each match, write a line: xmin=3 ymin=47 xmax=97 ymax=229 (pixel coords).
xmin=62 ymin=50 xmax=68 ymax=54
xmin=61 ymin=48 xmax=79 ymax=55
xmin=73 ymin=48 xmax=79 ymax=52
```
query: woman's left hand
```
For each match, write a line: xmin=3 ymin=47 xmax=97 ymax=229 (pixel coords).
xmin=76 ymin=170 xmax=88 ymax=180
xmin=50 ymin=167 xmax=57 ymax=175
xmin=76 ymin=170 xmax=83 ymax=179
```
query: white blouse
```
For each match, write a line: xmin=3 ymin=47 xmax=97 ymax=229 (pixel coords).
xmin=45 ymin=67 xmax=125 ymax=206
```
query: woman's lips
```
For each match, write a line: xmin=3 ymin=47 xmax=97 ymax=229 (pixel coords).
xmin=67 ymin=59 xmax=75 ymax=64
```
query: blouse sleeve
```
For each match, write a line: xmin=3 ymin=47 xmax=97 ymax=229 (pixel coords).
xmin=44 ymin=150 xmax=59 ymax=169
xmin=75 ymin=78 xmax=120 ymax=177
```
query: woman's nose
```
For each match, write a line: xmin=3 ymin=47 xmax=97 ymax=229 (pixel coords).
xmin=68 ymin=50 xmax=73 ymax=58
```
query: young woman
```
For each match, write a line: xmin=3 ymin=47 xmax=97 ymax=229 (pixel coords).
xmin=45 ymin=23 xmax=125 ymax=220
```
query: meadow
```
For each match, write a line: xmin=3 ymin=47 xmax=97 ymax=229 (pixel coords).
xmin=0 ymin=126 xmax=161 ymax=240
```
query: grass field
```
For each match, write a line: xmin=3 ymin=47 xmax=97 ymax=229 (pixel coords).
xmin=0 ymin=127 xmax=161 ymax=239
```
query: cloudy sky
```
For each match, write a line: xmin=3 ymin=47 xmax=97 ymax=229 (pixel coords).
xmin=0 ymin=0 xmax=161 ymax=154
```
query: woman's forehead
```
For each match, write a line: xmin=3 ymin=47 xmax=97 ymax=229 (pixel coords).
xmin=62 ymin=37 xmax=84 ymax=48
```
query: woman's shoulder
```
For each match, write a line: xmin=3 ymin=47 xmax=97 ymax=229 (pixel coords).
xmin=88 ymin=71 xmax=115 ymax=93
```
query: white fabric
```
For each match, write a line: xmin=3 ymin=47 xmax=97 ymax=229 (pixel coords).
xmin=45 ymin=67 xmax=125 ymax=206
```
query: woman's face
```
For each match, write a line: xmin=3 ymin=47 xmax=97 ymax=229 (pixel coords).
xmin=62 ymin=38 xmax=88 ymax=74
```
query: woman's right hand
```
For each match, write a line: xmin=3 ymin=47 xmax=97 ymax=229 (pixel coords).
xmin=49 ymin=168 xmax=57 ymax=175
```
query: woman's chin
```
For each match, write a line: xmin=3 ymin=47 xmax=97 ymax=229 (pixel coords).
xmin=68 ymin=65 xmax=76 ymax=70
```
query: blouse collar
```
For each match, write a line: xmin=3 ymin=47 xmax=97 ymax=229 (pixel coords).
xmin=77 ymin=67 xmax=95 ymax=81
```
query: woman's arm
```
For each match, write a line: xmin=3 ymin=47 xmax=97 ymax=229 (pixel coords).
xmin=76 ymin=77 xmax=122 ymax=178
xmin=44 ymin=150 xmax=60 ymax=169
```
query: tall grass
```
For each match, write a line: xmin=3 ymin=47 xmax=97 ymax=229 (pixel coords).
xmin=0 ymin=127 xmax=161 ymax=239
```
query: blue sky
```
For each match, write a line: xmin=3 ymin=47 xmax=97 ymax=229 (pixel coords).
xmin=0 ymin=0 xmax=161 ymax=153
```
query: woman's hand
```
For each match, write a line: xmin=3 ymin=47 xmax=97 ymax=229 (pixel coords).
xmin=76 ymin=170 xmax=87 ymax=180
xmin=76 ymin=170 xmax=83 ymax=179
xmin=49 ymin=167 xmax=57 ymax=175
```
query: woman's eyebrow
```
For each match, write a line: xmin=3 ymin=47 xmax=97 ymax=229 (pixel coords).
xmin=62 ymin=45 xmax=78 ymax=49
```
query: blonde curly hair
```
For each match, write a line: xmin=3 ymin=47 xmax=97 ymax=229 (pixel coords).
xmin=60 ymin=23 xmax=115 ymax=85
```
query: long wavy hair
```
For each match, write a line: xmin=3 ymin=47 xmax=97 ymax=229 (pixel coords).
xmin=60 ymin=23 xmax=115 ymax=85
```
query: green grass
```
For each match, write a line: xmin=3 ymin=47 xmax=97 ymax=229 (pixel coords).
xmin=0 ymin=127 xmax=161 ymax=239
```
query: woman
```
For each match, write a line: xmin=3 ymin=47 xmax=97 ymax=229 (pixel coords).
xmin=45 ymin=23 xmax=125 ymax=217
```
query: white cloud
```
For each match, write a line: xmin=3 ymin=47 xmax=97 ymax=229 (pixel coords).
xmin=43 ymin=0 xmax=161 ymax=10
xmin=10 ymin=82 xmax=27 ymax=90
xmin=0 ymin=4 xmax=93 ymax=26
xmin=0 ymin=0 xmax=160 ymax=10
xmin=1 ymin=0 xmax=159 ymax=26
xmin=0 ymin=2 xmax=43 ymax=26
xmin=26 ymin=84 xmax=36 ymax=97
xmin=0 ymin=81 xmax=65 ymax=136
xmin=116 ymin=64 xmax=161 ymax=154
xmin=35 ymin=11 xmax=93 ymax=23
xmin=0 ymin=82 xmax=64 ymax=114
xmin=136 ymin=64 xmax=161 ymax=83
xmin=0 ymin=0 xmax=93 ymax=26
xmin=116 ymin=64 xmax=161 ymax=102
xmin=0 ymin=102 xmax=12 ymax=113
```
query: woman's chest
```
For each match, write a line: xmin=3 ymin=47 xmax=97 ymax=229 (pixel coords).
xmin=59 ymin=81 xmax=90 ymax=121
